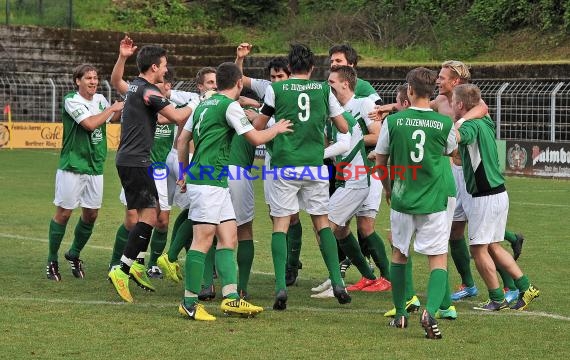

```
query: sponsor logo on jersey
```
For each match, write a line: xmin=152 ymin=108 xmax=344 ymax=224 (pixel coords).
xmin=72 ymin=108 xmax=85 ymax=118
xmin=154 ymin=124 xmax=173 ymax=138
xmin=91 ymin=128 xmax=103 ymax=144
xmin=240 ymin=117 xmax=250 ymax=127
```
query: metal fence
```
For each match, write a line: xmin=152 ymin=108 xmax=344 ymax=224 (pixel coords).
xmin=1 ymin=75 xmax=569 ymax=142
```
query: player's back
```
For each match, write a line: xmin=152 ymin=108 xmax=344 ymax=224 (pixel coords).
xmin=271 ymin=79 xmax=331 ymax=167
xmin=385 ymin=107 xmax=453 ymax=214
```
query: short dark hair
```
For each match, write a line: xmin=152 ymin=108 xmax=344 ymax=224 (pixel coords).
xmin=406 ymin=67 xmax=437 ymax=99
xmin=329 ymin=44 xmax=359 ymax=66
xmin=136 ymin=45 xmax=167 ymax=73
xmin=453 ymin=84 xmax=481 ymax=111
xmin=196 ymin=67 xmax=216 ymax=85
xmin=267 ymin=57 xmax=290 ymax=76
xmin=164 ymin=66 xmax=175 ymax=85
xmin=396 ymin=83 xmax=409 ymax=105
xmin=288 ymin=43 xmax=314 ymax=74
xmin=330 ymin=65 xmax=357 ymax=91
xmin=73 ymin=64 xmax=97 ymax=86
xmin=216 ymin=62 xmax=242 ymax=91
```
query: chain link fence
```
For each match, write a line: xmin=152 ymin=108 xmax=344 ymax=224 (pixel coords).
xmin=1 ymin=75 xmax=569 ymax=142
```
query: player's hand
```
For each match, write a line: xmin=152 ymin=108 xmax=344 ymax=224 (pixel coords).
xmin=367 ymin=150 xmax=377 ymax=161
xmin=368 ymin=104 xmax=392 ymax=121
xmin=244 ymin=108 xmax=258 ymax=122
xmin=119 ymin=35 xmax=137 ymax=58
xmin=273 ymin=119 xmax=294 ymax=134
xmin=176 ymin=179 xmax=186 ymax=193
xmin=110 ymin=100 xmax=124 ymax=112
xmin=238 ymin=96 xmax=260 ymax=108
xmin=236 ymin=43 xmax=252 ymax=59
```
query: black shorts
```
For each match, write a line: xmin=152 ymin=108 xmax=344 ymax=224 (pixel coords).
xmin=116 ymin=165 xmax=158 ymax=210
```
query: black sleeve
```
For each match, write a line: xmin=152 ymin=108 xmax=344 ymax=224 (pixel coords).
xmin=260 ymin=104 xmax=275 ymax=117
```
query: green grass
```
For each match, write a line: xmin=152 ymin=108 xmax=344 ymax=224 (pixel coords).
xmin=1 ymin=149 xmax=569 ymax=359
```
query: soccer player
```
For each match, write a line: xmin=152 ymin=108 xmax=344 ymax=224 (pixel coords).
xmin=176 ymin=62 xmax=292 ymax=321
xmin=323 ymin=66 xmax=391 ymax=293
xmin=452 ymin=84 xmax=540 ymax=311
xmin=107 ymin=43 xmax=195 ymax=303
xmin=234 ymin=43 xmax=304 ymax=287
xmin=329 ymin=44 xmax=382 ymax=104
xmin=46 ymin=64 xmax=123 ymax=281
xmin=376 ymin=67 xmax=456 ymax=339
xmin=254 ymin=43 xmax=350 ymax=310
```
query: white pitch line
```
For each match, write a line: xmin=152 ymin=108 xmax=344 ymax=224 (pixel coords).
xmin=511 ymin=201 xmax=570 ymax=208
xmin=0 ymin=296 xmax=569 ymax=321
xmin=0 ymin=232 xmax=113 ymax=251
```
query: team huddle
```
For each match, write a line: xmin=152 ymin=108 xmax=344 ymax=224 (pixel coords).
xmin=45 ymin=36 xmax=539 ymax=338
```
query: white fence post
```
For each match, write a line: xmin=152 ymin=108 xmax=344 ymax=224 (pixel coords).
xmin=48 ymin=78 xmax=56 ymax=122
xmin=550 ymin=82 xmax=564 ymax=142
xmin=103 ymin=80 xmax=112 ymax=104
xmin=495 ymin=82 xmax=509 ymax=140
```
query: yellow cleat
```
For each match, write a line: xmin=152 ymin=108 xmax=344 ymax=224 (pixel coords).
xmin=129 ymin=262 xmax=156 ymax=292
xmin=108 ymin=267 xmax=133 ymax=303
xmin=157 ymin=253 xmax=180 ymax=283
xmin=178 ymin=302 xmax=216 ymax=321
xmin=221 ymin=298 xmax=264 ymax=317
xmin=384 ymin=295 xmax=421 ymax=317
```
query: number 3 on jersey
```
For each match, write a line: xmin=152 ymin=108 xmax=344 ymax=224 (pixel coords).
xmin=410 ymin=129 xmax=425 ymax=162
xmin=298 ymin=93 xmax=310 ymax=122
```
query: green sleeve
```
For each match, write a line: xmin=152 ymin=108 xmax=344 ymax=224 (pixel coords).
xmin=458 ymin=121 xmax=478 ymax=145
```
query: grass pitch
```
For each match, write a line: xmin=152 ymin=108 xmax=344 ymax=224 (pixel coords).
xmin=1 ymin=149 xmax=569 ymax=359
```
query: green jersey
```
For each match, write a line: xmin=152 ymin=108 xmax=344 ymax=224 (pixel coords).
xmin=355 ymin=78 xmax=381 ymax=104
xmin=375 ymin=107 xmax=456 ymax=214
xmin=150 ymin=123 xmax=175 ymax=163
xmin=261 ymin=78 xmax=344 ymax=167
xmin=458 ymin=115 xmax=505 ymax=196
xmin=326 ymin=112 xmax=368 ymax=189
xmin=228 ymin=106 xmax=257 ymax=168
xmin=58 ymin=92 xmax=109 ymax=175
xmin=185 ymin=93 xmax=254 ymax=187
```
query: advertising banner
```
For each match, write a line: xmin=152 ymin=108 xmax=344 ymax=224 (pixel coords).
xmin=0 ymin=122 xmax=121 ymax=150
xmin=506 ymin=141 xmax=570 ymax=178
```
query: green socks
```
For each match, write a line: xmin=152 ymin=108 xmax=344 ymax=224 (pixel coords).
xmin=405 ymin=255 xmax=415 ymax=300
xmin=318 ymin=227 xmax=343 ymax=287
xmin=287 ymin=221 xmax=303 ymax=268
xmin=364 ymin=232 xmax=390 ymax=280
xmin=216 ymin=248 xmax=239 ymax=299
xmin=391 ymin=262 xmax=407 ymax=317
xmin=202 ymin=241 xmax=216 ymax=287
xmin=168 ymin=219 xmax=193 ymax=262
xmin=426 ymin=268 xmax=448 ymax=316
xmin=148 ymin=229 xmax=168 ymax=267
xmin=450 ymin=236 xmax=475 ymax=287
xmin=68 ymin=218 xmax=94 ymax=259
xmin=110 ymin=224 xmax=129 ymax=267
xmin=497 ymin=265 xmax=517 ymax=291
xmin=171 ymin=209 xmax=189 ymax=242
xmin=237 ymin=240 xmax=254 ymax=293
xmin=48 ymin=219 xmax=67 ymax=262
xmin=503 ymin=230 xmax=518 ymax=245
xmin=184 ymin=250 xmax=206 ymax=301
xmin=439 ymin=271 xmax=452 ymax=310
xmin=271 ymin=232 xmax=287 ymax=292
xmin=514 ymin=274 xmax=530 ymax=293
xmin=489 ymin=287 xmax=505 ymax=302
xmin=338 ymin=233 xmax=375 ymax=279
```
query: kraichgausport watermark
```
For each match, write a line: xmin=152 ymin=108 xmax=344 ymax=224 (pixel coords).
xmin=147 ymin=162 xmax=422 ymax=181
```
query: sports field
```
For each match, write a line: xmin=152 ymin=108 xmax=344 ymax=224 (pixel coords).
xmin=1 ymin=149 xmax=569 ymax=359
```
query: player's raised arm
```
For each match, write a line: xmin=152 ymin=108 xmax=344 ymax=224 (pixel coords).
xmin=111 ymin=35 xmax=137 ymax=95
xmin=235 ymin=42 xmax=253 ymax=89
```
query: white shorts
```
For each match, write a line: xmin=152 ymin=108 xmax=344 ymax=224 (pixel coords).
xmin=452 ymin=164 xmax=472 ymax=221
xmin=466 ymin=191 xmax=509 ymax=246
xmin=187 ymin=184 xmax=236 ymax=224
xmin=390 ymin=208 xmax=449 ymax=257
xmin=356 ymin=176 xmax=382 ymax=218
xmin=446 ymin=196 xmax=456 ymax=234
xmin=268 ymin=166 xmax=330 ymax=217
xmin=54 ymin=169 xmax=103 ymax=209
xmin=328 ymin=187 xmax=369 ymax=226
xmin=167 ymin=149 xmax=193 ymax=209
xmin=228 ymin=165 xmax=255 ymax=226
